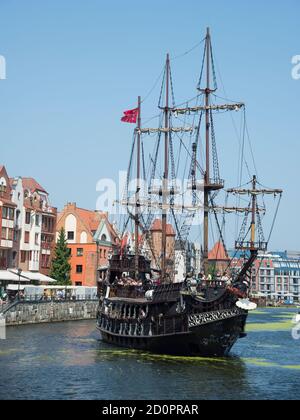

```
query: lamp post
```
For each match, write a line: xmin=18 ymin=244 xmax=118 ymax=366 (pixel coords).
xmin=17 ymin=268 xmax=22 ymax=300
xmin=96 ymin=240 xmax=100 ymax=288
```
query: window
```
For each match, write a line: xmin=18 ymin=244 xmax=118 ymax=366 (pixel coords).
xmin=1 ymin=227 xmax=7 ymax=239
xmin=101 ymin=234 xmax=107 ymax=242
xmin=0 ymin=184 xmax=7 ymax=193
xmin=35 ymin=214 xmax=40 ymax=226
xmin=20 ymin=251 xmax=26 ymax=263
xmin=77 ymin=248 xmax=84 ymax=257
xmin=8 ymin=229 xmax=14 ymax=241
xmin=67 ymin=231 xmax=75 ymax=241
xmin=76 ymin=265 xmax=83 ymax=274
xmin=75 ymin=282 xmax=82 ymax=287
xmin=24 ymin=231 xmax=30 ymax=244
xmin=25 ymin=211 xmax=31 ymax=225
xmin=2 ymin=207 xmax=14 ymax=220
xmin=41 ymin=254 xmax=50 ymax=269
xmin=35 ymin=233 xmax=39 ymax=245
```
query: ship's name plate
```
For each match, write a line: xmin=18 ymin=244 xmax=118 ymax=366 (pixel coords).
xmin=189 ymin=308 xmax=243 ymax=328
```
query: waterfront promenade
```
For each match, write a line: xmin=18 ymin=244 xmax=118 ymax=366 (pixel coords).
xmin=1 ymin=296 xmax=98 ymax=326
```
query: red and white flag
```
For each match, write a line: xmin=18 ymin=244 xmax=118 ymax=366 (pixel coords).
xmin=121 ymin=108 xmax=139 ymax=124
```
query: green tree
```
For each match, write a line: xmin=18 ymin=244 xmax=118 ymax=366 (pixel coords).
xmin=50 ymin=227 xmax=72 ymax=285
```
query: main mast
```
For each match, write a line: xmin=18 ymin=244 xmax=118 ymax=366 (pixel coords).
xmin=203 ymin=28 xmax=211 ymax=275
xmin=161 ymin=54 xmax=170 ymax=282
xmin=135 ymin=96 xmax=141 ymax=279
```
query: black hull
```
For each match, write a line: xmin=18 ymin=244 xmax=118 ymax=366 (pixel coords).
xmin=98 ymin=312 xmax=247 ymax=357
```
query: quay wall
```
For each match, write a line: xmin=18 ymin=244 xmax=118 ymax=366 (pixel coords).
xmin=3 ymin=301 xmax=99 ymax=326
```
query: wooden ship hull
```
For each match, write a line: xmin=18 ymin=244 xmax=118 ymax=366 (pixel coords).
xmin=98 ymin=311 xmax=247 ymax=357
xmin=97 ymin=281 xmax=248 ymax=357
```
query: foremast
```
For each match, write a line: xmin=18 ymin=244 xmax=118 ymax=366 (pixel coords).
xmin=228 ymin=176 xmax=283 ymax=287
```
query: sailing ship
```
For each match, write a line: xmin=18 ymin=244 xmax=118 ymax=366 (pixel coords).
xmin=96 ymin=28 xmax=282 ymax=357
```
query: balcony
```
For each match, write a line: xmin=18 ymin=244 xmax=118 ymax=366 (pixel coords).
xmin=41 ymin=242 xmax=52 ymax=251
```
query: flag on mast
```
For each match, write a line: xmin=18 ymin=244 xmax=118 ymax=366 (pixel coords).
xmin=121 ymin=108 xmax=139 ymax=124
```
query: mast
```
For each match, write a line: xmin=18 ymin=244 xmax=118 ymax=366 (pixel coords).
xmin=203 ymin=27 xmax=211 ymax=275
xmin=250 ymin=175 xmax=257 ymax=248
xmin=135 ymin=96 xmax=141 ymax=279
xmin=161 ymin=54 xmax=170 ymax=282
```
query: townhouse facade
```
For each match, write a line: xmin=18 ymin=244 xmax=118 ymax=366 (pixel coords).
xmin=10 ymin=177 xmax=57 ymax=276
xmin=0 ymin=166 xmax=18 ymax=269
xmin=57 ymin=203 xmax=119 ymax=287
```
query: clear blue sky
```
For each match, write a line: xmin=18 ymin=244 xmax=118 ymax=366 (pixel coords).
xmin=0 ymin=0 xmax=299 ymax=250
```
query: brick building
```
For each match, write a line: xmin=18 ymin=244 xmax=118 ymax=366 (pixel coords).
xmin=57 ymin=203 xmax=119 ymax=287
xmin=208 ymin=241 xmax=230 ymax=274
xmin=148 ymin=219 xmax=176 ymax=277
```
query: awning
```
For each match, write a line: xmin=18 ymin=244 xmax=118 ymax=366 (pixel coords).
xmin=6 ymin=285 xmax=26 ymax=291
xmin=8 ymin=270 xmax=57 ymax=284
xmin=0 ymin=271 xmax=30 ymax=283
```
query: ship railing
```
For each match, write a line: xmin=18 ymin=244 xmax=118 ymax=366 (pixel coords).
xmin=152 ymin=283 xmax=183 ymax=302
xmin=110 ymin=286 xmax=146 ymax=300
xmin=99 ymin=314 xmax=189 ymax=337
xmin=1 ymin=295 xmax=99 ymax=306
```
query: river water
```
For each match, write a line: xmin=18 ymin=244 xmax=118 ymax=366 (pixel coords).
xmin=0 ymin=308 xmax=299 ymax=400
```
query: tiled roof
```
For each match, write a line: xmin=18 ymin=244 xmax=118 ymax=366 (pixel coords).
xmin=151 ymin=219 xmax=176 ymax=236
xmin=22 ymin=178 xmax=48 ymax=194
xmin=77 ymin=208 xmax=104 ymax=232
xmin=208 ymin=242 xmax=229 ymax=261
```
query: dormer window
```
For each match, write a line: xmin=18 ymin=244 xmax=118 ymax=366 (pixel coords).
xmin=0 ymin=177 xmax=7 ymax=194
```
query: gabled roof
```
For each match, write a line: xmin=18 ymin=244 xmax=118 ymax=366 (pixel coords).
xmin=76 ymin=208 xmax=103 ymax=232
xmin=208 ymin=242 xmax=229 ymax=261
xmin=22 ymin=178 xmax=48 ymax=194
xmin=151 ymin=219 xmax=176 ymax=236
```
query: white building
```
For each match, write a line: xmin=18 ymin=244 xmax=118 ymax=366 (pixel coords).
xmin=10 ymin=177 xmax=57 ymax=275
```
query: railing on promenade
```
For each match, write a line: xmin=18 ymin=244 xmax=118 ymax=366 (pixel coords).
xmin=0 ymin=295 xmax=99 ymax=314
